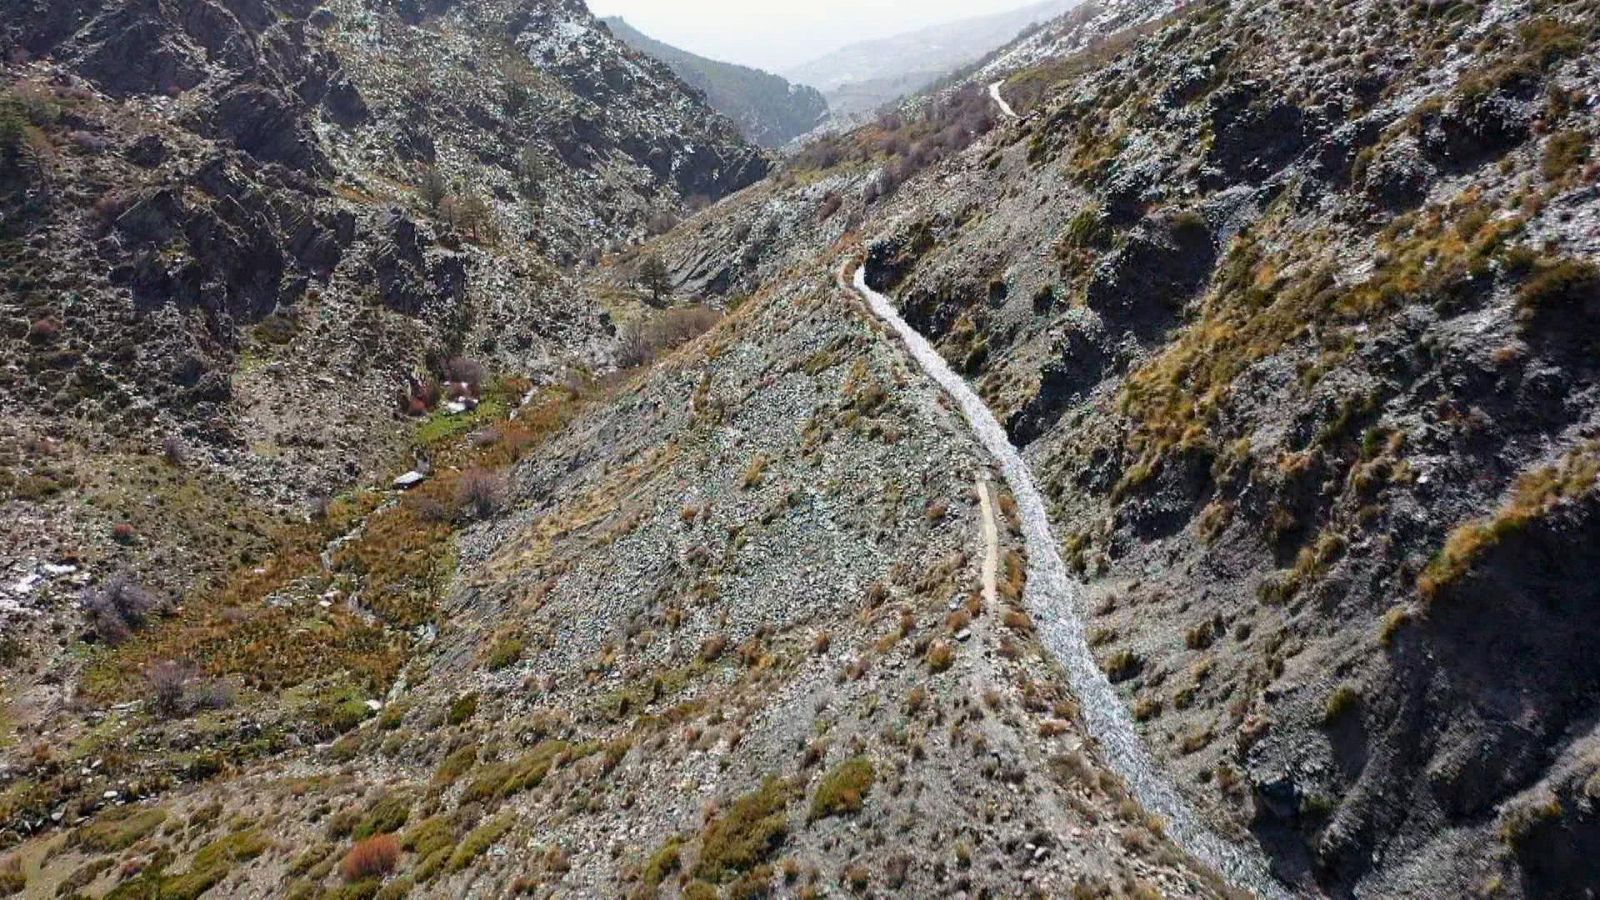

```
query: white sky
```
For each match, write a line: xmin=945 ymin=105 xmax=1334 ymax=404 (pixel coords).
xmin=584 ymin=1 xmax=1047 ymax=72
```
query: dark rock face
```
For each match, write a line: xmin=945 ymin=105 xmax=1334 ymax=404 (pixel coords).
xmin=1006 ymin=325 xmax=1110 ymax=447
xmin=211 ymin=84 xmax=329 ymax=175
xmin=1202 ymin=80 xmax=1314 ymax=187
xmin=365 ymin=210 xmax=466 ymax=316
xmin=1418 ymin=89 xmax=1534 ymax=171
xmin=1084 ymin=213 xmax=1215 ymax=341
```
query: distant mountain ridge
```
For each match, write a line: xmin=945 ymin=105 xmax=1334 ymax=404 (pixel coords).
xmin=603 ymin=16 xmax=828 ymax=149
xmin=784 ymin=0 xmax=1081 ymax=118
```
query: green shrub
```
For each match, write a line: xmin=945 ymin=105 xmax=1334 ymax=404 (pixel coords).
xmin=1500 ymin=793 xmax=1563 ymax=847
xmin=1517 ymin=16 xmax=1585 ymax=69
xmin=1060 ymin=203 xmax=1110 ymax=250
xmin=447 ymin=814 xmax=513 ymax=872
xmin=683 ymin=882 xmax=719 ymax=900
xmin=1515 ymin=257 xmax=1599 ymax=332
xmin=73 ymin=804 xmax=168 ymax=852
xmin=1323 ymin=685 xmax=1362 ymax=724
xmin=486 ymin=637 xmax=524 ymax=671
xmin=808 ymin=757 xmax=875 ymax=822
xmin=353 ymin=792 xmax=411 ymax=840
xmin=694 ymin=778 xmax=794 ymax=882
xmin=460 ymin=740 xmax=575 ymax=804
xmin=0 ymin=96 xmax=23 ymax=161
xmin=447 ymin=693 xmax=479 ymax=725
xmin=1542 ymin=130 xmax=1590 ymax=182
xmin=402 ymin=816 xmax=454 ymax=858
xmin=134 ymin=828 xmax=269 ymax=900
xmin=1103 ymin=649 xmax=1142 ymax=682
xmin=1420 ymin=443 xmax=1599 ymax=601
xmin=642 ymin=836 xmax=684 ymax=886
xmin=433 ymin=745 xmax=477 ymax=785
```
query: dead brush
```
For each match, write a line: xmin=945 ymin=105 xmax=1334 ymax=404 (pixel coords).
xmin=455 ymin=467 xmax=508 ymax=520
xmin=341 ymin=834 xmax=400 ymax=881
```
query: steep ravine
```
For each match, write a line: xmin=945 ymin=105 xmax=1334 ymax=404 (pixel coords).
xmin=849 ymin=264 xmax=1285 ymax=897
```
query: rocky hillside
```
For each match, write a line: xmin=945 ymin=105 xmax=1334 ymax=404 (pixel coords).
xmin=632 ymin=0 xmax=1600 ymax=894
xmin=602 ymin=18 xmax=829 ymax=150
xmin=3 ymin=0 xmax=1600 ymax=897
xmin=0 ymin=0 xmax=769 ymax=887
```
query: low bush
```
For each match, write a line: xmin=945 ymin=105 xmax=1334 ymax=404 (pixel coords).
xmin=1515 ymin=257 xmax=1599 ymax=334
xmin=1419 ymin=444 xmax=1599 ymax=601
xmin=447 ymin=692 xmax=479 ymax=725
xmin=443 ymin=358 xmax=486 ymax=396
xmin=447 ymin=815 xmax=513 ymax=872
xmin=342 ymin=834 xmax=400 ymax=882
xmin=486 ymin=635 xmax=524 ymax=670
xmin=1103 ymin=649 xmax=1142 ymax=682
xmin=73 ymin=804 xmax=168 ymax=853
xmin=643 ymin=837 xmax=684 ymax=886
xmin=353 ymin=792 xmax=411 ymax=840
xmin=808 ymin=756 xmax=875 ymax=822
xmin=694 ymin=778 xmax=794 ymax=882
xmin=1542 ymin=130 xmax=1590 ymax=182
xmin=84 ymin=574 xmax=164 ymax=645
xmin=1323 ymin=685 xmax=1362 ymax=724
xmin=617 ymin=306 xmax=722 ymax=368
xmin=145 ymin=660 xmax=194 ymax=718
xmin=455 ymin=468 xmax=507 ymax=520
xmin=0 ymin=855 xmax=21 ymax=896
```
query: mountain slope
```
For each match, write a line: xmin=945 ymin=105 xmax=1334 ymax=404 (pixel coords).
xmin=631 ymin=0 xmax=1600 ymax=893
xmin=603 ymin=17 xmax=828 ymax=149
xmin=5 ymin=0 xmax=1600 ymax=896
xmin=784 ymin=0 xmax=1080 ymax=117
xmin=0 ymin=0 xmax=767 ymax=873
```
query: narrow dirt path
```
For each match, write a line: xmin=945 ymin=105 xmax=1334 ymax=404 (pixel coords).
xmin=989 ymin=80 xmax=1019 ymax=119
xmin=975 ymin=478 xmax=1000 ymax=608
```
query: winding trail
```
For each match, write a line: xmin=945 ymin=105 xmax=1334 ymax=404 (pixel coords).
xmin=989 ymin=80 xmax=1019 ymax=119
xmin=848 ymin=265 xmax=1284 ymax=897
xmin=975 ymin=478 xmax=1001 ymax=608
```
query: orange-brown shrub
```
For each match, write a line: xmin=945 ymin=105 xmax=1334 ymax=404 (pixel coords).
xmin=342 ymin=834 xmax=400 ymax=882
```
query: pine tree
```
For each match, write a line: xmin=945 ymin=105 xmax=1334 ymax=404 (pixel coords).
xmin=639 ymin=254 xmax=671 ymax=305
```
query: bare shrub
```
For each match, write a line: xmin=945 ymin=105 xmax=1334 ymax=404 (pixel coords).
xmin=616 ymin=306 xmax=722 ymax=369
xmin=189 ymin=677 xmax=236 ymax=712
xmin=402 ymin=377 xmax=442 ymax=416
xmin=655 ymin=307 xmax=721 ymax=346
xmin=615 ymin=328 xmax=655 ymax=369
xmin=308 ymin=495 xmax=332 ymax=521
xmin=161 ymin=434 xmax=186 ymax=466
xmin=84 ymin=574 xmax=163 ymax=645
xmin=145 ymin=660 xmax=193 ymax=717
xmin=818 ymin=192 xmax=843 ymax=222
xmin=456 ymin=468 xmax=508 ymax=520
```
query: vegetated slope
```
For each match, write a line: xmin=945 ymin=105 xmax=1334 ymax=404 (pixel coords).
xmin=602 ymin=17 xmax=829 ymax=149
xmin=0 ymin=0 xmax=768 ymax=868
xmin=0 ymin=260 xmax=1241 ymax=897
xmin=637 ymin=0 xmax=1600 ymax=895
xmin=783 ymin=0 xmax=1080 ymax=119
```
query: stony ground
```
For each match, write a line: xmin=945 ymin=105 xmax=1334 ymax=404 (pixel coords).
xmin=4 ymin=0 xmax=1600 ymax=897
